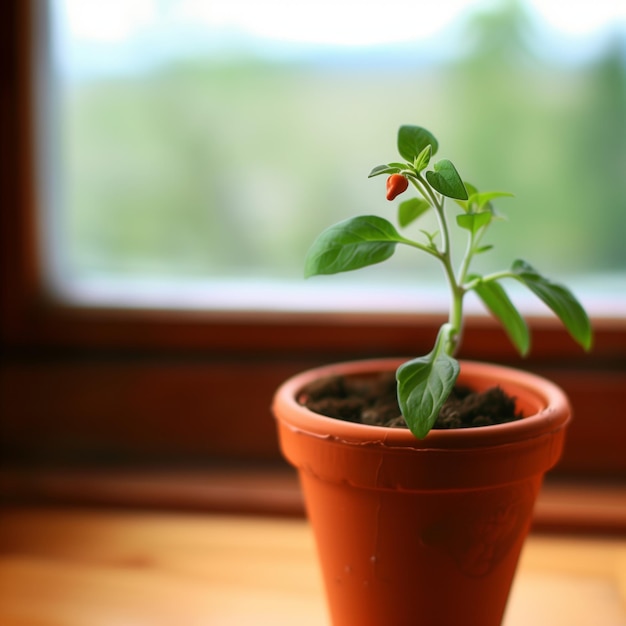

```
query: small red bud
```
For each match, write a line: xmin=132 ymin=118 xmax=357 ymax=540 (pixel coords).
xmin=386 ymin=174 xmax=409 ymax=201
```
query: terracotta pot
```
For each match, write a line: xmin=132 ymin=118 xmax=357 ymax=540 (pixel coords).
xmin=272 ymin=358 xmax=571 ymax=626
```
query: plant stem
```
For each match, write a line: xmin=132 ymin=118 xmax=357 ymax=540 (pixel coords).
xmin=448 ymin=234 xmax=478 ymax=356
xmin=448 ymin=285 xmax=464 ymax=356
xmin=414 ymin=173 xmax=451 ymax=257
xmin=457 ymin=231 xmax=474 ymax=287
xmin=409 ymin=172 xmax=469 ymax=356
xmin=402 ymin=238 xmax=441 ymax=259
xmin=469 ymin=269 xmax=515 ymax=288
xmin=421 ymin=176 xmax=464 ymax=355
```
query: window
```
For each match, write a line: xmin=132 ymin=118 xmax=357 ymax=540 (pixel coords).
xmin=42 ymin=0 xmax=626 ymax=314
xmin=1 ymin=0 xmax=624 ymax=499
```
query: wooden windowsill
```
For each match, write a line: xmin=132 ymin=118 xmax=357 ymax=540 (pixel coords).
xmin=1 ymin=465 xmax=624 ymax=535
xmin=0 ymin=507 xmax=625 ymax=626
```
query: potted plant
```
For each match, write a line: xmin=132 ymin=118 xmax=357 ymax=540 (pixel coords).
xmin=272 ymin=125 xmax=592 ymax=626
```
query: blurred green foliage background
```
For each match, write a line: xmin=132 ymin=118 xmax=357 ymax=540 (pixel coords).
xmin=56 ymin=1 xmax=626 ymax=297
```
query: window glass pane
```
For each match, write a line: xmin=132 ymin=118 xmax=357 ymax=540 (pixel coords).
xmin=41 ymin=0 xmax=626 ymax=312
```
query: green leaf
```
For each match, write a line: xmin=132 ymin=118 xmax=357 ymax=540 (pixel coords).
xmin=454 ymin=181 xmax=478 ymax=212
xmin=304 ymin=215 xmax=406 ymax=277
xmin=475 ymin=244 xmax=494 ymax=254
xmin=368 ymin=164 xmax=401 ymax=178
xmin=420 ymin=230 xmax=439 ymax=250
xmin=398 ymin=198 xmax=431 ymax=228
xmin=396 ymin=325 xmax=460 ymax=439
xmin=473 ymin=278 xmax=530 ymax=356
xmin=464 ymin=182 xmax=479 ymax=197
xmin=397 ymin=125 xmax=439 ymax=162
xmin=510 ymin=260 xmax=593 ymax=351
xmin=425 ymin=160 xmax=468 ymax=200
xmin=414 ymin=144 xmax=432 ymax=172
xmin=469 ymin=191 xmax=514 ymax=211
xmin=456 ymin=211 xmax=492 ymax=234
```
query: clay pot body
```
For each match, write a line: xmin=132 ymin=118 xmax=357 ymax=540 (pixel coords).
xmin=272 ymin=359 xmax=571 ymax=626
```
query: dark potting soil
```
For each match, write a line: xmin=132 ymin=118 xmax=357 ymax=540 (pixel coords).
xmin=299 ymin=371 xmax=523 ymax=430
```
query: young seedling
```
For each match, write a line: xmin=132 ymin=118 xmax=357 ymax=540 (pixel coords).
xmin=304 ymin=124 xmax=592 ymax=439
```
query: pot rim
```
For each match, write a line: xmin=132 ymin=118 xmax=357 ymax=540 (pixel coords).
xmin=273 ymin=358 xmax=571 ymax=450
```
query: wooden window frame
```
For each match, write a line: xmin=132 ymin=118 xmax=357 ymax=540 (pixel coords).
xmin=1 ymin=1 xmax=625 ymax=494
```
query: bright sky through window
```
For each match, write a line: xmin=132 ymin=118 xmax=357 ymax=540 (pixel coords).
xmin=60 ymin=0 xmax=625 ymax=46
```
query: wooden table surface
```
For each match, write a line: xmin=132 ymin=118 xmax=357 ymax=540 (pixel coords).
xmin=0 ymin=507 xmax=625 ymax=626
